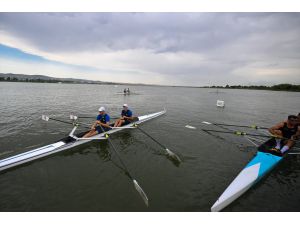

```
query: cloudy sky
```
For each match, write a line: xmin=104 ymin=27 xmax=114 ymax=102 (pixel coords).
xmin=0 ymin=13 xmax=300 ymax=86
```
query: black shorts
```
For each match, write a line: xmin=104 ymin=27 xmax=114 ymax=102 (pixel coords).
xmin=123 ymin=119 xmax=131 ymax=125
xmin=96 ymin=126 xmax=111 ymax=133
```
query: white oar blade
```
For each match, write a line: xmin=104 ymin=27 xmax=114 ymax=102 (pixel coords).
xmin=202 ymin=121 xmax=212 ymax=125
xmin=165 ymin=148 xmax=181 ymax=163
xmin=185 ymin=125 xmax=196 ymax=129
xmin=70 ymin=114 xmax=78 ymax=120
xmin=133 ymin=179 xmax=149 ymax=207
xmin=42 ymin=115 xmax=49 ymax=121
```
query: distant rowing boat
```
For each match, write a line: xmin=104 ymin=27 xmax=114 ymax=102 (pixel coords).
xmin=115 ymin=92 xmax=141 ymax=95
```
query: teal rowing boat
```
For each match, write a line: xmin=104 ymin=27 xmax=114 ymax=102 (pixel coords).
xmin=211 ymin=138 xmax=284 ymax=212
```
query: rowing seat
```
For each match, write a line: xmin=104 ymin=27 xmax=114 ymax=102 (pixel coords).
xmin=258 ymin=138 xmax=284 ymax=157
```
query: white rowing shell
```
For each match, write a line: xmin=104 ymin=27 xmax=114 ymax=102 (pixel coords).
xmin=0 ymin=110 xmax=166 ymax=172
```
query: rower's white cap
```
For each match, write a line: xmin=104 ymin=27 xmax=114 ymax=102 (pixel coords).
xmin=99 ymin=106 xmax=105 ymax=112
xmin=123 ymin=104 xmax=128 ymax=107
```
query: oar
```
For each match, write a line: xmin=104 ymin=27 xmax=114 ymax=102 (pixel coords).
xmin=134 ymin=125 xmax=181 ymax=163
xmin=42 ymin=115 xmax=90 ymax=129
xmin=202 ymin=129 xmax=300 ymax=143
xmin=70 ymin=114 xmax=120 ymax=120
xmin=98 ymin=125 xmax=149 ymax=207
xmin=42 ymin=115 xmax=77 ymax=125
xmin=202 ymin=129 xmax=277 ymax=138
xmin=202 ymin=121 xmax=268 ymax=130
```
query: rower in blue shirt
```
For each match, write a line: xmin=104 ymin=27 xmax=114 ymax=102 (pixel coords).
xmin=83 ymin=106 xmax=111 ymax=138
xmin=114 ymin=104 xmax=134 ymax=127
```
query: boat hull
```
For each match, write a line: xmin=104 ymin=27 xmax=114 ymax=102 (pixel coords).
xmin=211 ymin=139 xmax=283 ymax=212
xmin=0 ymin=110 xmax=166 ymax=172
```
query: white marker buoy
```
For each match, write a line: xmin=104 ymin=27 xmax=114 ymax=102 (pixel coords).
xmin=216 ymin=100 xmax=225 ymax=107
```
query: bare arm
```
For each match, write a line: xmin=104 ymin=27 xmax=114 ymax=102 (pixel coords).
xmin=268 ymin=122 xmax=284 ymax=137
xmin=95 ymin=120 xmax=111 ymax=128
xmin=92 ymin=120 xmax=109 ymax=128
xmin=91 ymin=120 xmax=100 ymax=129
xmin=100 ymin=121 xmax=111 ymax=128
xmin=292 ymin=127 xmax=300 ymax=140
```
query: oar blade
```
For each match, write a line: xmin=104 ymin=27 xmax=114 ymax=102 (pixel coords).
xmin=165 ymin=148 xmax=181 ymax=163
xmin=133 ymin=179 xmax=149 ymax=207
xmin=136 ymin=126 xmax=181 ymax=165
xmin=70 ymin=114 xmax=78 ymax=120
xmin=185 ymin=125 xmax=196 ymax=129
xmin=42 ymin=115 xmax=49 ymax=121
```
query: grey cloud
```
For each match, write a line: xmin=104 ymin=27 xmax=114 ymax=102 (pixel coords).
xmin=1 ymin=13 xmax=299 ymax=53
xmin=0 ymin=12 xmax=300 ymax=85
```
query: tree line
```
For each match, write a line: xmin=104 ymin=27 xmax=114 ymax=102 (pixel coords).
xmin=203 ymin=84 xmax=300 ymax=92
xmin=0 ymin=76 xmax=74 ymax=83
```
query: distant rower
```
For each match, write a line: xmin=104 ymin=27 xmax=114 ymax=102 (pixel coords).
xmin=268 ymin=115 xmax=300 ymax=154
xmin=114 ymin=104 xmax=134 ymax=127
xmin=83 ymin=107 xmax=111 ymax=138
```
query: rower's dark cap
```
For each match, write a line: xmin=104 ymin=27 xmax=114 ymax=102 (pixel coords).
xmin=288 ymin=115 xmax=298 ymax=120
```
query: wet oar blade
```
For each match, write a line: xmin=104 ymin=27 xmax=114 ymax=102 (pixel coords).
xmin=185 ymin=125 xmax=197 ymax=129
xmin=70 ymin=114 xmax=78 ymax=120
xmin=136 ymin=126 xmax=181 ymax=164
xmin=202 ymin=121 xmax=212 ymax=125
xmin=42 ymin=115 xmax=49 ymax=121
xmin=133 ymin=179 xmax=149 ymax=207
xmin=97 ymin=124 xmax=149 ymax=207
xmin=165 ymin=148 xmax=182 ymax=163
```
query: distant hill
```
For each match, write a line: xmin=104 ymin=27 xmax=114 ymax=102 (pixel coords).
xmin=0 ymin=73 xmax=162 ymax=86
xmin=0 ymin=73 xmax=169 ymax=87
xmin=1 ymin=73 xmax=299 ymax=92
xmin=0 ymin=73 xmax=115 ymax=84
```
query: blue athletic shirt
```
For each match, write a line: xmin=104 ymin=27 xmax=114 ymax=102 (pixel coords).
xmin=121 ymin=109 xmax=133 ymax=118
xmin=96 ymin=114 xmax=110 ymax=123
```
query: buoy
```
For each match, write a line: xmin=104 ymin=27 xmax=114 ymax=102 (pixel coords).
xmin=216 ymin=100 xmax=225 ymax=107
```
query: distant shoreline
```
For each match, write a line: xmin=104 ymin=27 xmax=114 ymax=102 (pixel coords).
xmin=0 ymin=73 xmax=299 ymax=92
xmin=201 ymin=84 xmax=300 ymax=92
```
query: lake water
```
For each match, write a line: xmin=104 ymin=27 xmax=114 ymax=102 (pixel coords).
xmin=0 ymin=82 xmax=299 ymax=212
